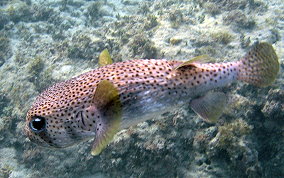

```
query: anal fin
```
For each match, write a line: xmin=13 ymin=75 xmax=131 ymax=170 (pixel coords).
xmin=91 ymin=80 xmax=122 ymax=156
xmin=190 ymin=92 xmax=227 ymax=123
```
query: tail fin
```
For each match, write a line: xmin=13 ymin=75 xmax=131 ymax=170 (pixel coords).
xmin=237 ymin=42 xmax=279 ymax=87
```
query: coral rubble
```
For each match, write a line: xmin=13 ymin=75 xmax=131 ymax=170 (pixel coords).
xmin=0 ymin=0 xmax=283 ymax=177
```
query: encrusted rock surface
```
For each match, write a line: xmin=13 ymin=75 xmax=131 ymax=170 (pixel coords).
xmin=0 ymin=0 xmax=283 ymax=177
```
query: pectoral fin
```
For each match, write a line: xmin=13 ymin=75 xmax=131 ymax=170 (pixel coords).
xmin=190 ymin=92 xmax=227 ymax=123
xmin=91 ymin=80 xmax=121 ymax=156
xmin=99 ymin=49 xmax=113 ymax=67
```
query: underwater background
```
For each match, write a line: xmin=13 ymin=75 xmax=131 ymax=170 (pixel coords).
xmin=0 ymin=0 xmax=283 ymax=177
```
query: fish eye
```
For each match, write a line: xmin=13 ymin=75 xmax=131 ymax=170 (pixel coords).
xmin=29 ymin=116 xmax=46 ymax=133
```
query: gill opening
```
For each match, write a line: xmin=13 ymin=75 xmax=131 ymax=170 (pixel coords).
xmin=75 ymin=110 xmax=86 ymax=127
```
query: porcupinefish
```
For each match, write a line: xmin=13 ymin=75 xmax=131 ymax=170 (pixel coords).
xmin=25 ymin=42 xmax=279 ymax=155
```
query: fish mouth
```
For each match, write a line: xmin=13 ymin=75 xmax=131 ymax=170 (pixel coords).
xmin=25 ymin=133 xmax=51 ymax=148
xmin=24 ymin=123 xmax=60 ymax=148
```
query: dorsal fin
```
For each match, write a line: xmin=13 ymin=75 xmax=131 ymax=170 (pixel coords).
xmin=175 ymin=55 xmax=211 ymax=70
xmin=91 ymin=80 xmax=121 ymax=156
xmin=99 ymin=49 xmax=113 ymax=67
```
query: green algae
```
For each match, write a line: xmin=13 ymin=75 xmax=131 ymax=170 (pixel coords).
xmin=0 ymin=11 xmax=9 ymax=30
xmin=195 ymin=46 xmax=217 ymax=57
xmin=0 ymin=0 xmax=282 ymax=177
xmin=0 ymin=93 xmax=9 ymax=116
xmin=26 ymin=56 xmax=44 ymax=77
xmin=210 ymin=31 xmax=234 ymax=45
xmin=169 ymin=37 xmax=182 ymax=45
xmin=0 ymin=164 xmax=13 ymax=178
xmin=144 ymin=15 xmax=158 ymax=30
xmin=240 ymin=34 xmax=251 ymax=48
xmin=169 ymin=10 xmax=183 ymax=28
xmin=204 ymin=119 xmax=259 ymax=177
xmin=0 ymin=1 xmax=54 ymax=25
xmin=0 ymin=33 xmax=11 ymax=66
xmin=203 ymin=2 xmax=220 ymax=15
xmin=216 ymin=119 xmax=252 ymax=149
xmin=3 ymin=1 xmax=32 ymax=23
xmin=138 ymin=3 xmax=150 ymax=15
xmin=198 ymin=0 xmax=263 ymax=12
xmin=66 ymin=34 xmax=99 ymax=60
xmin=35 ymin=65 xmax=55 ymax=92
xmin=129 ymin=34 xmax=157 ymax=58
xmin=85 ymin=1 xmax=107 ymax=26
xmin=0 ymin=116 xmax=13 ymax=134
xmin=26 ymin=56 xmax=55 ymax=92
xmin=223 ymin=10 xmax=256 ymax=29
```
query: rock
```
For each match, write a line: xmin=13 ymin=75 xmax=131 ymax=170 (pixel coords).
xmin=223 ymin=10 xmax=256 ymax=29
xmin=0 ymin=0 xmax=283 ymax=177
xmin=261 ymin=89 xmax=284 ymax=119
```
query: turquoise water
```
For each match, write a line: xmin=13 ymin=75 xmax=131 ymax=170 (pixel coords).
xmin=0 ymin=0 xmax=283 ymax=177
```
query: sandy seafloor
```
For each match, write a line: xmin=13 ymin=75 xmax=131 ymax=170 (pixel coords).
xmin=0 ymin=0 xmax=283 ymax=177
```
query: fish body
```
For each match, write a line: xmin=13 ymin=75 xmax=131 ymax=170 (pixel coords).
xmin=105 ymin=59 xmax=238 ymax=128
xmin=25 ymin=43 xmax=279 ymax=155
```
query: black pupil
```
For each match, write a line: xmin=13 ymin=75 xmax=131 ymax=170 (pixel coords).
xmin=31 ymin=117 xmax=46 ymax=131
